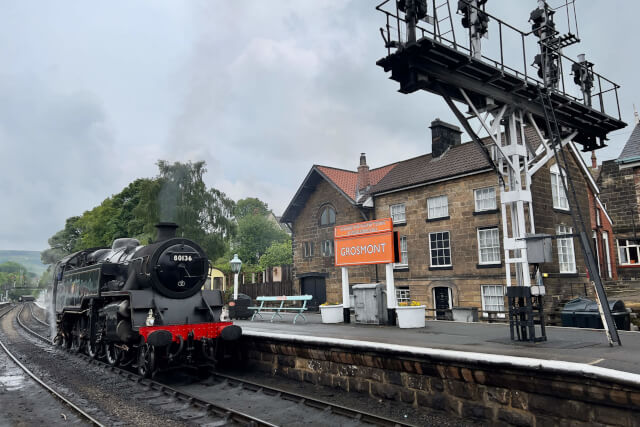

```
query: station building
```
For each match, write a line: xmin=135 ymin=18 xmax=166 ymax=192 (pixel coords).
xmin=281 ymin=119 xmax=607 ymax=316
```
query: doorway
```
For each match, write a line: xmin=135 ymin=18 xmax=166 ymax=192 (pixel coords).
xmin=433 ymin=286 xmax=452 ymax=320
xmin=301 ymin=276 xmax=326 ymax=311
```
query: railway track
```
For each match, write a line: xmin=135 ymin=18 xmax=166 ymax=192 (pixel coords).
xmin=0 ymin=304 xmax=104 ymax=426
xmin=18 ymin=302 xmax=411 ymax=426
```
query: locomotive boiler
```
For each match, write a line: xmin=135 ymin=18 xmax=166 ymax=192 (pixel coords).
xmin=52 ymin=222 xmax=241 ymax=377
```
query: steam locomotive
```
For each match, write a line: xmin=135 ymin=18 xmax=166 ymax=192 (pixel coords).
xmin=52 ymin=222 xmax=241 ymax=377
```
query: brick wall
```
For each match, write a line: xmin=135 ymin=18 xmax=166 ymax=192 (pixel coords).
xmin=290 ymin=148 xmax=594 ymax=313
xmin=291 ymin=178 xmax=375 ymax=303
xmin=373 ymin=171 xmax=505 ymax=310
xmin=245 ymin=336 xmax=640 ymax=426
xmin=598 ymin=161 xmax=640 ymax=280
xmin=588 ymin=188 xmax=617 ymax=280
xmin=530 ymin=151 xmax=593 ymax=305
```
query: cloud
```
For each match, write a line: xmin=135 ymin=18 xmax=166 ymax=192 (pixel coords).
xmin=0 ymin=74 xmax=115 ymax=250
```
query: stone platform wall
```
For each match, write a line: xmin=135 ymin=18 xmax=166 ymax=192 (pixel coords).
xmin=242 ymin=335 xmax=639 ymax=426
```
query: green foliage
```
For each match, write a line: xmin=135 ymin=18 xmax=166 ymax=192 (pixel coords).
xmin=235 ymin=197 xmax=269 ymax=219
xmin=155 ymin=160 xmax=236 ymax=260
xmin=41 ymin=160 xmax=236 ymax=266
xmin=41 ymin=216 xmax=82 ymax=265
xmin=259 ymin=239 xmax=293 ymax=269
xmin=236 ymin=213 xmax=289 ymax=265
xmin=0 ymin=261 xmax=38 ymax=300
xmin=75 ymin=178 xmax=160 ymax=249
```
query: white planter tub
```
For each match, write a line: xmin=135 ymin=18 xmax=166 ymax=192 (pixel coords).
xmin=320 ymin=305 xmax=344 ymax=323
xmin=396 ymin=305 xmax=426 ymax=328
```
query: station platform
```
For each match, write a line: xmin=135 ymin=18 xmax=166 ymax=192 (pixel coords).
xmin=235 ymin=314 xmax=640 ymax=377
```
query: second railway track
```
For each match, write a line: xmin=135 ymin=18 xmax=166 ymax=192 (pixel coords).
xmin=16 ymin=302 xmax=411 ymax=426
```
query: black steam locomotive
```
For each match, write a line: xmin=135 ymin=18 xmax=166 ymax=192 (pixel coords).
xmin=52 ymin=222 xmax=241 ymax=377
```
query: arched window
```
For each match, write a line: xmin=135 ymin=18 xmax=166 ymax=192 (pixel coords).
xmin=319 ymin=205 xmax=336 ymax=226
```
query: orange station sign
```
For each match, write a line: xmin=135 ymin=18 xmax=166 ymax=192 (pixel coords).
xmin=334 ymin=218 xmax=397 ymax=266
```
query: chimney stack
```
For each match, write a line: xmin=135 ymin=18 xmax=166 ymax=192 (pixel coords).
xmin=430 ymin=119 xmax=462 ymax=158
xmin=155 ymin=222 xmax=179 ymax=242
xmin=357 ymin=153 xmax=370 ymax=197
xmin=591 ymin=151 xmax=597 ymax=169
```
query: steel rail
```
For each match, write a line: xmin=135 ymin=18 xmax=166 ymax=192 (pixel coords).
xmin=16 ymin=306 xmax=276 ymax=427
xmin=18 ymin=305 xmax=410 ymax=426
xmin=28 ymin=302 xmax=50 ymax=328
xmin=0 ymin=305 xmax=105 ymax=426
xmin=212 ymin=372 xmax=412 ymax=427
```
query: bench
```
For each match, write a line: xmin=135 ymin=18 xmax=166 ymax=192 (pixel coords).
xmin=248 ymin=295 xmax=312 ymax=324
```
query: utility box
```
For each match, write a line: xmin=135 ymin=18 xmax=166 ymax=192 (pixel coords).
xmin=352 ymin=283 xmax=388 ymax=324
xmin=452 ymin=307 xmax=478 ymax=323
xmin=526 ymin=234 xmax=553 ymax=264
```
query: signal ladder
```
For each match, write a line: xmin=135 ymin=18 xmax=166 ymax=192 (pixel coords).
xmin=537 ymin=87 xmax=621 ymax=346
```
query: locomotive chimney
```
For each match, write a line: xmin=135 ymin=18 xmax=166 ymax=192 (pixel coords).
xmin=155 ymin=222 xmax=179 ymax=242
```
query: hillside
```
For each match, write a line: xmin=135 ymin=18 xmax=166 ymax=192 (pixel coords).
xmin=0 ymin=250 xmax=47 ymax=276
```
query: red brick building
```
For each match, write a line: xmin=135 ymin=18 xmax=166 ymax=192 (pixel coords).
xmin=598 ymin=118 xmax=640 ymax=280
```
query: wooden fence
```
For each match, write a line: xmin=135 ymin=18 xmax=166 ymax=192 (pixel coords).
xmin=235 ymin=265 xmax=296 ymax=300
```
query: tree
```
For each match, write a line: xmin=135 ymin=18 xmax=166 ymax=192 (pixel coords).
xmin=155 ymin=160 xmax=236 ymax=260
xmin=40 ymin=160 xmax=236 ymax=267
xmin=235 ymin=197 xmax=269 ymax=219
xmin=259 ymin=239 xmax=293 ymax=269
xmin=236 ymin=214 xmax=289 ymax=265
xmin=40 ymin=216 xmax=83 ymax=265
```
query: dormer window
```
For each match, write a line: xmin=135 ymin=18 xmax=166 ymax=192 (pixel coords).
xmin=320 ymin=205 xmax=336 ymax=226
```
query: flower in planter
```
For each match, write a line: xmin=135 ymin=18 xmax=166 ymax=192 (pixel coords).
xmin=321 ymin=302 xmax=340 ymax=306
xmin=398 ymin=300 xmax=421 ymax=307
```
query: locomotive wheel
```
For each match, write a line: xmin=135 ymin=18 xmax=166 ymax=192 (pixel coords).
xmin=87 ymin=340 xmax=101 ymax=359
xmin=61 ymin=333 xmax=72 ymax=350
xmin=70 ymin=334 xmax=82 ymax=353
xmin=138 ymin=343 xmax=155 ymax=378
xmin=105 ymin=344 xmax=121 ymax=366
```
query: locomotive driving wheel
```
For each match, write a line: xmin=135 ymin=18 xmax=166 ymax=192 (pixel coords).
xmin=105 ymin=343 xmax=122 ymax=366
xmin=70 ymin=334 xmax=82 ymax=353
xmin=138 ymin=342 xmax=156 ymax=378
xmin=87 ymin=339 xmax=102 ymax=359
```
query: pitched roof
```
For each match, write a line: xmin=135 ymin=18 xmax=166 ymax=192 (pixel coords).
xmin=317 ymin=163 xmax=398 ymax=201
xmin=617 ymin=122 xmax=640 ymax=163
xmin=371 ymin=141 xmax=493 ymax=194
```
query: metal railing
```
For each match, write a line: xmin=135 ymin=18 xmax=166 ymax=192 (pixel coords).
xmin=376 ymin=0 xmax=622 ymax=120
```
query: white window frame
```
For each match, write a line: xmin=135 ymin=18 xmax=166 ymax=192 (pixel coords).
xmin=557 ymin=225 xmax=576 ymax=273
xmin=550 ymin=164 xmax=569 ymax=210
xmin=395 ymin=235 xmax=408 ymax=267
xmin=320 ymin=206 xmax=336 ymax=226
xmin=618 ymin=239 xmax=640 ymax=265
xmin=477 ymin=227 xmax=500 ymax=265
xmin=321 ymin=239 xmax=333 ymax=257
xmin=303 ymin=242 xmax=314 ymax=258
xmin=592 ymin=231 xmax=601 ymax=275
xmin=427 ymin=195 xmax=449 ymax=219
xmin=481 ymin=285 xmax=505 ymax=318
xmin=429 ymin=231 xmax=452 ymax=267
xmin=396 ymin=287 xmax=410 ymax=304
xmin=474 ymin=187 xmax=497 ymax=212
xmin=602 ymin=231 xmax=612 ymax=278
xmin=390 ymin=203 xmax=406 ymax=224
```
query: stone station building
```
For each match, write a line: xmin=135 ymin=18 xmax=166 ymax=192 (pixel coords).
xmin=281 ymin=120 xmax=605 ymax=316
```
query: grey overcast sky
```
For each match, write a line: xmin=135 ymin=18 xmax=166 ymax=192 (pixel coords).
xmin=1 ymin=1 xmax=637 ymax=251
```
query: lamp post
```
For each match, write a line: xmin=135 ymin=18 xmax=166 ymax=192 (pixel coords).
xmin=230 ymin=253 xmax=242 ymax=301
